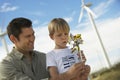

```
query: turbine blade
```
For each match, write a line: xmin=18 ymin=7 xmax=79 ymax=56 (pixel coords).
xmin=1 ymin=35 xmax=9 ymax=53
xmin=78 ymin=8 xmax=84 ymax=23
xmin=84 ymin=6 xmax=97 ymax=18
xmin=0 ymin=28 xmax=7 ymax=36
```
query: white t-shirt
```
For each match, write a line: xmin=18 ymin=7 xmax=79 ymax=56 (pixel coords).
xmin=46 ymin=48 xmax=81 ymax=73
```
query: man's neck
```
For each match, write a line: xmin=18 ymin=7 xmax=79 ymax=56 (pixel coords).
xmin=15 ymin=47 xmax=32 ymax=61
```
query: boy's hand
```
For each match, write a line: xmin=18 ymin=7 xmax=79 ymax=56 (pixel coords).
xmin=66 ymin=62 xmax=85 ymax=79
xmin=80 ymin=65 xmax=91 ymax=80
xmin=77 ymin=50 xmax=86 ymax=63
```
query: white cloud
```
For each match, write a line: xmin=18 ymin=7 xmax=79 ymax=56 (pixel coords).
xmin=34 ymin=25 xmax=54 ymax=53
xmin=0 ymin=47 xmax=7 ymax=62
xmin=96 ymin=17 xmax=120 ymax=51
xmin=63 ymin=11 xmax=76 ymax=23
xmin=93 ymin=0 xmax=115 ymax=18
xmin=0 ymin=3 xmax=18 ymax=12
xmin=33 ymin=20 xmax=40 ymax=25
xmin=64 ymin=17 xmax=73 ymax=23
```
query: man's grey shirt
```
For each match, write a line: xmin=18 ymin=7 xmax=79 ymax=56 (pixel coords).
xmin=0 ymin=48 xmax=49 ymax=80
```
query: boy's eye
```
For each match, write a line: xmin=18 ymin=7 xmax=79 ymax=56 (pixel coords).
xmin=56 ymin=32 xmax=68 ymax=37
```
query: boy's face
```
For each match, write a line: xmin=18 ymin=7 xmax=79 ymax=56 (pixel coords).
xmin=51 ymin=31 xmax=69 ymax=49
xmin=12 ymin=27 xmax=35 ymax=52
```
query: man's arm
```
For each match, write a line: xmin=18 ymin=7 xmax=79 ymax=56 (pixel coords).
xmin=0 ymin=60 xmax=32 ymax=80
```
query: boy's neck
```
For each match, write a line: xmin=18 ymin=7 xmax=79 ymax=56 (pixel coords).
xmin=55 ymin=46 xmax=67 ymax=49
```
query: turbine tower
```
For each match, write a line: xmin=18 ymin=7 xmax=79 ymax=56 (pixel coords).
xmin=78 ymin=0 xmax=111 ymax=68
xmin=0 ymin=28 xmax=9 ymax=54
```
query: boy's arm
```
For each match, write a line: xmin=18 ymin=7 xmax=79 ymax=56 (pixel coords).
xmin=48 ymin=62 xmax=84 ymax=80
xmin=48 ymin=66 xmax=59 ymax=80
xmin=48 ymin=66 xmax=71 ymax=80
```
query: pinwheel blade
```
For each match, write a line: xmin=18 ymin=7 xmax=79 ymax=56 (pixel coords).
xmin=70 ymin=33 xmax=74 ymax=40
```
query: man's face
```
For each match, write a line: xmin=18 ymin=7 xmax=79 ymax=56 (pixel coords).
xmin=15 ymin=27 xmax=35 ymax=52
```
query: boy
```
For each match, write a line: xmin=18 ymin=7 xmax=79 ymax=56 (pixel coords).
xmin=47 ymin=18 xmax=90 ymax=80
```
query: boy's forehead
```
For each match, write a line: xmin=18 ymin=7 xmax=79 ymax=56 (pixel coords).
xmin=55 ymin=30 xmax=68 ymax=34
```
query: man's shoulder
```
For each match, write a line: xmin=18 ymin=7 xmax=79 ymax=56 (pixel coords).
xmin=33 ymin=50 xmax=47 ymax=58
xmin=0 ymin=53 xmax=16 ymax=68
xmin=1 ymin=53 xmax=14 ymax=62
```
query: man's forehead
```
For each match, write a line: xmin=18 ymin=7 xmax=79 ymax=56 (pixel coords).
xmin=21 ymin=27 xmax=34 ymax=35
xmin=21 ymin=27 xmax=33 ymax=32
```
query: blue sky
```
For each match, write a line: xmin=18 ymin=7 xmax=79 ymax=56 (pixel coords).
xmin=0 ymin=0 xmax=120 ymax=73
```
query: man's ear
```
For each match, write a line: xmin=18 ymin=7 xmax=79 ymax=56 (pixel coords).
xmin=9 ymin=35 xmax=17 ymax=43
xmin=49 ymin=34 xmax=54 ymax=40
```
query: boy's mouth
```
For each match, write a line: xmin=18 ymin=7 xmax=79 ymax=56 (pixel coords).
xmin=63 ymin=41 xmax=67 ymax=44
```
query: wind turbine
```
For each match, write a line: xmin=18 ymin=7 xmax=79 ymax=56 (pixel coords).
xmin=0 ymin=27 xmax=9 ymax=54
xmin=78 ymin=0 xmax=111 ymax=68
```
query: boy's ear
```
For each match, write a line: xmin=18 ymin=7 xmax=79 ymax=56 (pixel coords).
xmin=49 ymin=34 xmax=54 ymax=40
xmin=9 ymin=35 xmax=18 ymax=43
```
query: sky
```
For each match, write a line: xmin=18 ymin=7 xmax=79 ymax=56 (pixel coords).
xmin=0 ymin=0 xmax=120 ymax=73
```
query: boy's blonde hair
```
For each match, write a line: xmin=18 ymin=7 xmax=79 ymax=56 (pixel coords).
xmin=48 ymin=18 xmax=70 ymax=35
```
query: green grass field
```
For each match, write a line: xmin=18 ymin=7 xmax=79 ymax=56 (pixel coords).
xmin=90 ymin=62 xmax=120 ymax=80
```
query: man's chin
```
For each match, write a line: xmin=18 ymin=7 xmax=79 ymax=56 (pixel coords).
xmin=29 ymin=47 xmax=34 ymax=51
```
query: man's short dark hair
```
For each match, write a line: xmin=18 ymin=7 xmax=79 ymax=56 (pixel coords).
xmin=7 ymin=17 xmax=32 ymax=40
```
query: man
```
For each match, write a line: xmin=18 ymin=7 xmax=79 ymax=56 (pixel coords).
xmin=0 ymin=17 xmax=49 ymax=80
xmin=0 ymin=17 xmax=90 ymax=80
